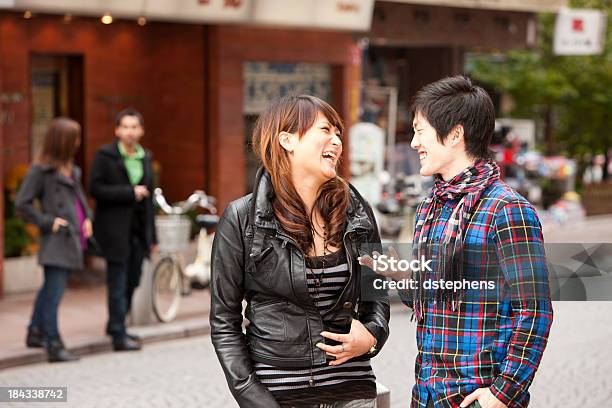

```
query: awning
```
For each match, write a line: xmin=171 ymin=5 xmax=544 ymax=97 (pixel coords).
xmin=378 ymin=0 xmax=567 ymax=13
xmin=1 ymin=0 xmax=375 ymax=31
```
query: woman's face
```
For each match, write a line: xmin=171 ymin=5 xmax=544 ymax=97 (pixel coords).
xmin=286 ymin=112 xmax=343 ymax=183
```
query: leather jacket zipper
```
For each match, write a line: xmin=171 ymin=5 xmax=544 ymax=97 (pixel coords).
xmin=328 ymin=227 xmax=367 ymax=311
xmin=274 ymin=231 xmax=317 ymax=371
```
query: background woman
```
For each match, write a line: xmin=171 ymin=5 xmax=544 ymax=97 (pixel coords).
xmin=210 ymin=95 xmax=390 ymax=408
xmin=16 ymin=117 xmax=92 ymax=363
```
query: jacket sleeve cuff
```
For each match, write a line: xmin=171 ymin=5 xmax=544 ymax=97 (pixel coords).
xmin=235 ymin=377 xmax=281 ymax=408
xmin=362 ymin=321 xmax=385 ymax=357
xmin=41 ymin=214 xmax=55 ymax=233
xmin=490 ymin=376 xmax=524 ymax=407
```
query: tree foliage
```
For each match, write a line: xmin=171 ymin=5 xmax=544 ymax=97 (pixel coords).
xmin=467 ymin=0 xmax=611 ymax=161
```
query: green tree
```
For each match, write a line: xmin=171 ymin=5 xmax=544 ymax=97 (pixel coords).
xmin=467 ymin=0 xmax=611 ymax=179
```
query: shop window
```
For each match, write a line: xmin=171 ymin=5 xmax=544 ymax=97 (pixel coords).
xmin=243 ymin=62 xmax=331 ymax=192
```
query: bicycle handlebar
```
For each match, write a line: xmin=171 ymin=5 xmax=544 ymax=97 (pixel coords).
xmin=154 ymin=188 xmax=217 ymax=215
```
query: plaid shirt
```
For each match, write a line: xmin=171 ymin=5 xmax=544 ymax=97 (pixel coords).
xmin=409 ymin=179 xmax=553 ymax=408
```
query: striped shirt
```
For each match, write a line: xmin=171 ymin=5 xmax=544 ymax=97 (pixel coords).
xmin=254 ymin=249 xmax=376 ymax=404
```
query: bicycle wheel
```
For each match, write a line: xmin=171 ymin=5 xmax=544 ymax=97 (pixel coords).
xmin=152 ymin=256 xmax=182 ymax=322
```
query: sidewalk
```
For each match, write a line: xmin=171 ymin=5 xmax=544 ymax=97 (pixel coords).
xmin=0 ymin=284 xmax=211 ymax=369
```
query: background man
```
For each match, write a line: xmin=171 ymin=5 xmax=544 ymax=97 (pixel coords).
xmin=89 ymin=108 xmax=157 ymax=352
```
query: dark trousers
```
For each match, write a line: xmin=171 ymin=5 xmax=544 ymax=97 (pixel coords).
xmin=29 ymin=265 xmax=70 ymax=343
xmin=105 ymin=235 xmax=145 ymax=339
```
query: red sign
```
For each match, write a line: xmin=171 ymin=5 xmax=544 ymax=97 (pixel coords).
xmin=224 ymin=0 xmax=242 ymax=8
xmin=572 ymin=18 xmax=584 ymax=32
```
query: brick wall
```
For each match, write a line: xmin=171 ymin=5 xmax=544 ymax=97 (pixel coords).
xmin=0 ymin=13 xmax=205 ymax=202
xmin=206 ymin=25 xmax=361 ymax=210
xmin=0 ymin=15 xmax=362 ymax=287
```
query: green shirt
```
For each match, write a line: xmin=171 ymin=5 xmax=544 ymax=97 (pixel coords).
xmin=118 ymin=142 xmax=145 ymax=185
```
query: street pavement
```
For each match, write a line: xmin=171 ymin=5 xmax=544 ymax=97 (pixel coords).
xmin=1 ymin=301 xmax=611 ymax=407
xmin=1 ymin=216 xmax=611 ymax=406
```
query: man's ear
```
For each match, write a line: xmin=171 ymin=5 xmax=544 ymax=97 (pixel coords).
xmin=279 ymin=131 xmax=297 ymax=153
xmin=447 ymin=125 xmax=465 ymax=147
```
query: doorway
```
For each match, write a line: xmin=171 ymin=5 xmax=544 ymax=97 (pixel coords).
xmin=30 ymin=54 xmax=85 ymax=172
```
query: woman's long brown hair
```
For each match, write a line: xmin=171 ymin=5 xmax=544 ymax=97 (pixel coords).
xmin=252 ymin=95 xmax=350 ymax=253
xmin=39 ymin=117 xmax=81 ymax=169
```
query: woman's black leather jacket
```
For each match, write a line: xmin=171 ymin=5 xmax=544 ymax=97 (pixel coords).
xmin=210 ymin=169 xmax=390 ymax=407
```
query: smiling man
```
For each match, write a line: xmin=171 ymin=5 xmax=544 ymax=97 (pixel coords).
xmin=407 ymin=76 xmax=553 ymax=408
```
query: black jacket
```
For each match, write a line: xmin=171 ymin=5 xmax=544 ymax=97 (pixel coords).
xmin=88 ymin=142 xmax=156 ymax=263
xmin=210 ymin=169 xmax=390 ymax=408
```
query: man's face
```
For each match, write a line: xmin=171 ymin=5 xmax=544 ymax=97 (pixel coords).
xmin=410 ymin=111 xmax=455 ymax=178
xmin=115 ymin=115 xmax=143 ymax=147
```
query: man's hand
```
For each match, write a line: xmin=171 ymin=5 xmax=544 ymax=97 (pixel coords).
xmin=134 ymin=185 xmax=150 ymax=202
xmin=52 ymin=217 xmax=69 ymax=233
xmin=83 ymin=218 xmax=93 ymax=238
xmin=316 ymin=319 xmax=376 ymax=366
xmin=460 ymin=388 xmax=507 ymax=408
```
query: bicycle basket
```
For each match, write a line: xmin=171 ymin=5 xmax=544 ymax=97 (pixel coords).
xmin=155 ymin=215 xmax=191 ymax=253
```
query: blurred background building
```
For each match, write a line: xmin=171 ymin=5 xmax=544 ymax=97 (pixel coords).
xmin=0 ymin=0 xmax=575 ymax=295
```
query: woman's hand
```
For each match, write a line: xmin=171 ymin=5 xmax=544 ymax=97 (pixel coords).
xmin=316 ymin=319 xmax=376 ymax=366
xmin=83 ymin=218 xmax=93 ymax=238
xmin=52 ymin=217 xmax=68 ymax=233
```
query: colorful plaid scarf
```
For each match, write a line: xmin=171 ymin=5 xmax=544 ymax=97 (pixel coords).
xmin=412 ymin=159 xmax=500 ymax=319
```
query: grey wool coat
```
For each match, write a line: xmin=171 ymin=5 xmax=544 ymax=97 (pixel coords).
xmin=15 ymin=164 xmax=93 ymax=270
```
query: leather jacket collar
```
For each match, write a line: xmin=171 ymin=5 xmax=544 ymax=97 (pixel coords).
xmin=250 ymin=167 xmax=372 ymax=237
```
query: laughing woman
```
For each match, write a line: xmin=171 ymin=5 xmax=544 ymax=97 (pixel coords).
xmin=210 ymin=95 xmax=390 ymax=408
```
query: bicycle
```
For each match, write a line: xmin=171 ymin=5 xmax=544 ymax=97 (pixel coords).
xmin=152 ymin=188 xmax=218 ymax=323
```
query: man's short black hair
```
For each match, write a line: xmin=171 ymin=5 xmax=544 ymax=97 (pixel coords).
xmin=115 ymin=108 xmax=144 ymax=128
xmin=410 ymin=76 xmax=495 ymax=159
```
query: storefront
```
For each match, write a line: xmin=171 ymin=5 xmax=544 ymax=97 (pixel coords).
xmin=363 ymin=0 xmax=565 ymax=177
xmin=0 ymin=0 xmax=370 ymax=295
xmin=206 ymin=25 xmax=362 ymax=203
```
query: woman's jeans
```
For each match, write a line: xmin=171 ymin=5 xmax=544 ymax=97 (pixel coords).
xmin=28 ymin=265 xmax=70 ymax=344
xmin=282 ymin=398 xmax=376 ymax=408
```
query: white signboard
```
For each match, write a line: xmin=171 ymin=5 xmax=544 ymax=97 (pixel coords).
xmin=11 ymin=0 xmax=374 ymax=30
xmin=254 ymin=0 xmax=374 ymax=31
xmin=313 ymin=0 xmax=374 ymax=31
xmin=349 ymin=122 xmax=385 ymax=205
xmin=554 ymin=7 xmax=607 ymax=55
xmin=146 ymin=0 xmax=250 ymax=23
xmin=15 ymin=0 xmax=250 ymax=21
xmin=15 ymin=0 xmax=142 ymax=16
